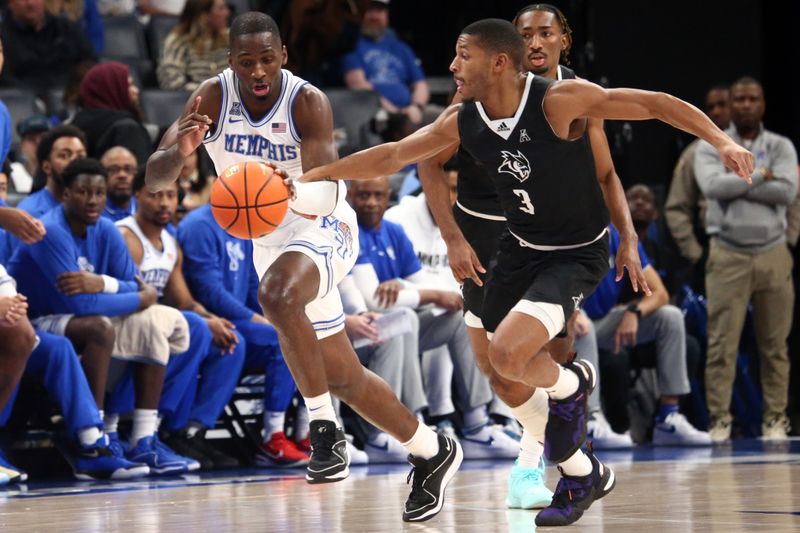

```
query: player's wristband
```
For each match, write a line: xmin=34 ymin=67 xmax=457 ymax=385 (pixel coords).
xmin=102 ymin=275 xmax=119 ymax=294
xmin=290 ymin=181 xmax=338 ymax=216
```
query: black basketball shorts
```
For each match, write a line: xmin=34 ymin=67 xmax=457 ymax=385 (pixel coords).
xmin=481 ymin=231 xmax=610 ymax=335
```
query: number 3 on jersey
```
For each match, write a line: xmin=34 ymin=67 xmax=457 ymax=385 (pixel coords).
xmin=513 ymin=189 xmax=535 ymax=215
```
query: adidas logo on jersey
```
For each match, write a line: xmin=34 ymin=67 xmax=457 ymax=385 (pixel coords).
xmin=496 ymin=122 xmax=510 ymax=132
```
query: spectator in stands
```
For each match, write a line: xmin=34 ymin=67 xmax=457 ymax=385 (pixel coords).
xmin=117 ymin=171 xmax=242 ymax=469
xmin=71 ymin=62 xmax=152 ymax=164
xmin=177 ymin=201 xmax=308 ymax=467
xmin=695 ymin=76 xmax=799 ymax=443
xmin=580 ymin=224 xmax=711 ymax=446
xmin=665 ymin=84 xmax=730 ymax=293
xmin=8 ymin=158 xmax=200 ymax=475
xmin=59 ymin=59 xmax=97 ymax=123
xmin=16 ymin=114 xmax=52 ymax=179
xmin=45 ymin=0 xmax=104 ymax=55
xmin=342 ymin=0 xmax=431 ymax=126
xmin=348 ymin=176 xmax=519 ymax=460
xmin=20 ymin=125 xmax=87 ymax=217
xmin=625 ymin=184 xmax=682 ymax=299
xmin=178 ymin=150 xmax=213 ymax=211
xmin=0 ymin=0 xmax=95 ymax=93
xmin=339 ymin=273 xmax=424 ymax=464
xmin=157 ymin=0 xmax=230 ymax=91
xmin=100 ymin=146 xmax=138 ymax=222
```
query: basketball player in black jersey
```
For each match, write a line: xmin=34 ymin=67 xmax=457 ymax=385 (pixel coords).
xmin=300 ymin=18 xmax=753 ymax=526
xmin=415 ymin=4 xmax=638 ymax=514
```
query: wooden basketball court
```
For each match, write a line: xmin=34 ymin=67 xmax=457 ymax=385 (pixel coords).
xmin=1 ymin=440 xmax=798 ymax=532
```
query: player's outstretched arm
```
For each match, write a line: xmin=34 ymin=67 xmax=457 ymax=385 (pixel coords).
xmin=299 ymin=105 xmax=461 ymax=183
xmin=546 ymin=80 xmax=755 ymax=180
xmin=587 ymin=119 xmax=650 ymax=295
xmin=145 ymin=80 xmax=220 ymax=191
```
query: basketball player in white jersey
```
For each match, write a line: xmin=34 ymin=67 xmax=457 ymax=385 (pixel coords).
xmin=146 ymin=12 xmax=461 ymax=522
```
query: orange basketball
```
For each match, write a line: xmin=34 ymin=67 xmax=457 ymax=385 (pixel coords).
xmin=210 ymin=161 xmax=290 ymax=239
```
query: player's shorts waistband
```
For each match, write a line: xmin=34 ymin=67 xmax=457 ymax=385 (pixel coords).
xmin=509 ymin=228 xmax=608 ymax=251
xmin=455 ymin=201 xmax=507 ymax=221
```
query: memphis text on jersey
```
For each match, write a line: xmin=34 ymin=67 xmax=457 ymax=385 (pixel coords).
xmin=223 ymin=133 xmax=299 ymax=161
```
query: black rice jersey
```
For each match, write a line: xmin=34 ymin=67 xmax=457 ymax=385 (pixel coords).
xmin=457 ymin=72 xmax=609 ymax=247
xmin=455 ymin=65 xmax=579 ymax=221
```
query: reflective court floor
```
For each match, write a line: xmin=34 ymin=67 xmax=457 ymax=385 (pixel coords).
xmin=1 ymin=439 xmax=799 ymax=532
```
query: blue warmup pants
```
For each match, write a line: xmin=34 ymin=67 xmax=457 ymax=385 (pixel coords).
xmin=163 ymin=327 xmax=246 ymax=431
xmin=0 ymin=330 xmax=102 ymax=438
xmin=233 ymin=320 xmax=295 ymax=412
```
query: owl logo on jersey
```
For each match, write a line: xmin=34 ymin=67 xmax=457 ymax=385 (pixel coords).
xmin=498 ymin=150 xmax=531 ymax=183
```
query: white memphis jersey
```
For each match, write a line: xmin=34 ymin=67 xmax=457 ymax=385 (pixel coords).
xmin=116 ymin=216 xmax=178 ymax=298
xmin=203 ymin=67 xmax=350 ymax=247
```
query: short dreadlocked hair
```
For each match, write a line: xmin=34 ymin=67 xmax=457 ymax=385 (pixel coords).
xmin=512 ymin=4 xmax=573 ymax=65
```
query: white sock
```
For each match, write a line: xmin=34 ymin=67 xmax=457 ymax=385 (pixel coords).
xmin=78 ymin=426 xmax=103 ymax=447
xmin=510 ymin=388 xmax=548 ymax=468
xmin=294 ymin=405 xmax=310 ymax=441
xmin=263 ymin=410 xmax=286 ymax=440
xmin=402 ymin=421 xmax=440 ymax=459
xmin=129 ymin=409 xmax=159 ymax=449
xmin=103 ymin=412 xmax=120 ymax=435
xmin=559 ymin=449 xmax=593 ymax=477
xmin=544 ymin=365 xmax=580 ymax=400
xmin=463 ymin=405 xmax=490 ymax=432
xmin=303 ymin=392 xmax=339 ymax=425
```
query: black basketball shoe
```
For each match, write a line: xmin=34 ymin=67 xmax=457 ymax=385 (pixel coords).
xmin=544 ymin=359 xmax=597 ymax=463
xmin=402 ymin=433 xmax=463 ymax=522
xmin=305 ymin=420 xmax=350 ymax=484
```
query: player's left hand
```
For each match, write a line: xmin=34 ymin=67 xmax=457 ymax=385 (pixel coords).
xmin=57 ymin=271 xmax=105 ymax=295
xmin=615 ymin=239 xmax=651 ymax=296
xmin=718 ymin=140 xmax=755 ymax=182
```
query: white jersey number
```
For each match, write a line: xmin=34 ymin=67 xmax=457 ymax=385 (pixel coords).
xmin=513 ymin=189 xmax=535 ymax=215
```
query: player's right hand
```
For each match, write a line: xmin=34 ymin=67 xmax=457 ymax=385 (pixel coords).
xmin=0 ymin=207 xmax=46 ymax=244
xmin=718 ymin=140 xmax=755 ymax=182
xmin=176 ymin=96 xmax=212 ymax=157
xmin=447 ymin=235 xmax=485 ymax=286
